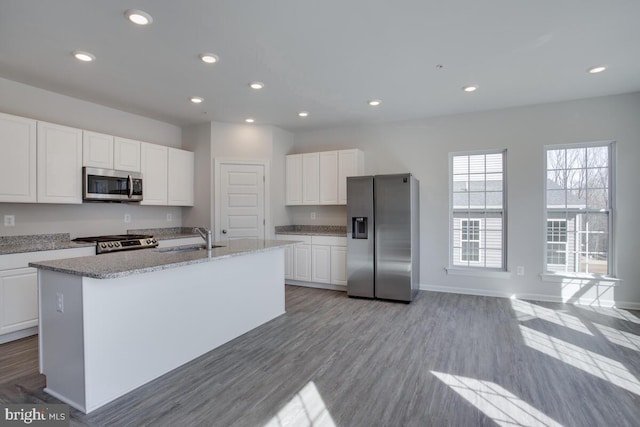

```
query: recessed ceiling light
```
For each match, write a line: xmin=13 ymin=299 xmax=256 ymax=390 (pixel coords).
xmin=249 ymin=82 xmax=264 ymax=90
xmin=245 ymin=118 xmax=255 ymax=123
xmin=72 ymin=51 xmax=95 ymax=62
xmin=200 ymin=53 xmax=219 ymax=64
xmin=368 ymin=100 xmax=382 ymax=106
xmin=190 ymin=97 xmax=204 ymax=104
xmin=462 ymin=85 xmax=478 ymax=92
xmin=125 ymin=9 xmax=153 ymax=25
xmin=587 ymin=66 xmax=607 ymax=74
xmin=298 ymin=111 xmax=309 ymax=118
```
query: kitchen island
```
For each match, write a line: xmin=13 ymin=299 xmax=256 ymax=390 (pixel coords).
xmin=29 ymin=239 xmax=293 ymax=414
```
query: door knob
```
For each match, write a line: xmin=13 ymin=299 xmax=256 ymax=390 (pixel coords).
xmin=222 ymin=229 xmax=227 ymax=234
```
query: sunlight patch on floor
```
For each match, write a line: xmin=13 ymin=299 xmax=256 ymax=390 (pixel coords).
xmin=520 ymin=325 xmax=640 ymax=395
xmin=264 ymin=381 xmax=336 ymax=427
xmin=510 ymin=299 xmax=592 ymax=335
xmin=559 ymin=280 xmax=616 ymax=306
xmin=592 ymin=323 xmax=640 ymax=352
xmin=431 ymin=371 xmax=563 ymax=427
xmin=578 ymin=306 xmax=640 ymax=325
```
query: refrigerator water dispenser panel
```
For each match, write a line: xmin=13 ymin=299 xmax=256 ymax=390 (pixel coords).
xmin=352 ymin=217 xmax=368 ymax=239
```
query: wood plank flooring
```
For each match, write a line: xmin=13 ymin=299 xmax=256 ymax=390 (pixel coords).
xmin=1 ymin=286 xmax=640 ymax=426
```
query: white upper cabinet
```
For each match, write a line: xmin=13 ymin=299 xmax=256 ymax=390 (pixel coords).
xmin=37 ymin=121 xmax=82 ymax=204
xmin=82 ymin=130 xmax=114 ymax=169
xmin=285 ymin=149 xmax=364 ymax=206
xmin=167 ymin=147 xmax=194 ymax=206
xmin=319 ymin=151 xmax=339 ymax=205
xmin=140 ymin=142 xmax=168 ymax=205
xmin=302 ymin=152 xmax=320 ymax=205
xmin=114 ymin=137 xmax=141 ymax=172
xmin=285 ymin=154 xmax=303 ymax=205
xmin=338 ymin=149 xmax=364 ymax=205
xmin=0 ymin=112 xmax=37 ymax=203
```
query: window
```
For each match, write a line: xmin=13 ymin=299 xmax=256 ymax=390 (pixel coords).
xmin=450 ymin=150 xmax=506 ymax=269
xmin=545 ymin=142 xmax=613 ymax=275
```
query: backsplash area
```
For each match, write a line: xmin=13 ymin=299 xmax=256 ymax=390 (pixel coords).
xmin=0 ymin=203 xmax=182 ymax=238
xmin=287 ymin=205 xmax=347 ymax=226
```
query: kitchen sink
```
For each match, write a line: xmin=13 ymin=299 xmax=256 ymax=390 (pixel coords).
xmin=155 ymin=244 xmax=225 ymax=254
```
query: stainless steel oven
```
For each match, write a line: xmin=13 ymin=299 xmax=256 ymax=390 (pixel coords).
xmin=83 ymin=167 xmax=143 ymax=202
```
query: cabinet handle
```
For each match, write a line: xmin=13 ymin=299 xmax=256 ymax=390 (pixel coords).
xmin=222 ymin=229 xmax=227 ymax=234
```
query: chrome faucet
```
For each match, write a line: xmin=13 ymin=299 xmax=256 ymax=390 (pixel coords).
xmin=194 ymin=227 xmax=212 ymax=250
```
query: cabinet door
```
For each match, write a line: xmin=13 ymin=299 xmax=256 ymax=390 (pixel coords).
xmin=330 ymin=245 xmax=347 ymax=286
xmin=0 ymin=268 xmax=38 ymax=336
xmin=167 ymin=148 xmax=194 ymax=206
xmin=140 ymin=143 xmax=168 ymax=205
xmin=0 ymin=112 xmax=36 ymax=203
xmin=37 ymin=121 xmax=83 ymax=204
xmin=283 ymin=243 xmax=294 ymax=279
xmin=338 ymin=149 xmax=364 ymax=205
xmin=319 ymin=151 xmax=338 ymax=205
xmin=83 ymin=130 xmax=114 ymax=169
xmin=302 ymin=153 xmax=319 ymax=205
xmin=311 ymin=244 xmax=331 ymax=283
xmin=293 ymin=244 xmax=311 ymax=282
xmin=114 ymin=137 xmax=141 ymax=172
xmin=285 ymin=154 xmax=302 ymax=205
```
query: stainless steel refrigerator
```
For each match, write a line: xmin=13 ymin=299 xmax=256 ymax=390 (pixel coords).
xmin=347 ymin=174 xmax=420 ymax=302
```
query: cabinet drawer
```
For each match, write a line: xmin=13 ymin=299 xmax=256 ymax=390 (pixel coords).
xmin=311 ymin=236 xmax=347 ymax=246
xmin=276 ymin=234 xmax=312 ymax=244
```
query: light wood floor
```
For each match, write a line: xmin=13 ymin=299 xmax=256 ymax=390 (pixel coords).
xmin=2 ymin=286 xmax=640 ymax=426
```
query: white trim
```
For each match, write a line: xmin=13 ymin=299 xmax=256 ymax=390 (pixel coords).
xmin=445 ymin=267 xmax=512 ymax=280
xmin=213 ymin=157 xmax=272 ymax=240
xmin=539 ymin=272 xmax=621 ymax=284
xmin=419 ymin=283 xmax=640 ymax=309
xmin=0 ymin=326 xmax=37 ymax=344
xmin=285 ymin=280 xmax=346 ymax=292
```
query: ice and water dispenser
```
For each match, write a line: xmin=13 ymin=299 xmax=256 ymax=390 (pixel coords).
xmin=352 ymin=217 xmax=368 ymax=239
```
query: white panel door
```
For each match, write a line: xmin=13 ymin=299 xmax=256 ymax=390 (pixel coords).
xmin=37 ymin=121 xmax=83 ymax=204
xmin=311 ymin=244 xmax=331 ymax=283
xmin=219 ymin=163 xmax=265 ymax=242
xmin=114 ymin=137 xmax=141 ymax=172
xmin=319 ymin=151 xmax=338 ymax=205
xmin=140 ymin=143 xmax=168 ymax=205
xmin=0 ymin=112 xmax=36 ymax=203
xmin=83 ymin=131 xmax=114 ymax=169
xmin=294 ymin=244 xmax=311 ymax=282
xmin=302 ymin=153 xmax=319 ymax=205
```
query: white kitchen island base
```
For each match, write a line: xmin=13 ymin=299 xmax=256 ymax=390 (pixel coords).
xmin=38 ymin=248 xmax=285 ymax=414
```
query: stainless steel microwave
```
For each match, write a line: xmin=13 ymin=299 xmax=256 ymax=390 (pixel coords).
xmin=82 ymin=167 xmax=143 ymax=202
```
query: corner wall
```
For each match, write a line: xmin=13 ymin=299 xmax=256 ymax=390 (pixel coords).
xmin=292 ymin=92 xmax=640 ymax=307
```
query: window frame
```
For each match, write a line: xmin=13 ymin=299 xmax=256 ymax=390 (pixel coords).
xmin=543 ymin=141 xmax=615 ymax=277
xmin=448 ymin=149 xmax=507 ymax=271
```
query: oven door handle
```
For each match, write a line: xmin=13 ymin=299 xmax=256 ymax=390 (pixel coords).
xmin=128 ymin=175 xmax=133 ymax=199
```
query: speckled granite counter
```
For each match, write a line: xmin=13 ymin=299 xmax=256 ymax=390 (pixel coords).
xmin=29 ymin=239 xmax=295 ymax=279
xmin=127 ymin=227 xmax=200 ymax=240
xmin=0 ymin=233 xmax=94 ymax=255
xmin=275 ymin=225 xmax=347 ymax=236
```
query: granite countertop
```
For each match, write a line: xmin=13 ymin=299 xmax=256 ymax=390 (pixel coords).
xmin=0 ymin=233 xmax=94 ymax=255
xmin=127 ymin=227 xmax=200 ymax=240
xmin=29 ymin=239 xmax=296 ymax=279
xmin=275 ymin=225 xmax=347 ymax=237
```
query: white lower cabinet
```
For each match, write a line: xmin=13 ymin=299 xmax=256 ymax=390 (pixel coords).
xmin=277 ymin=234 xmax=346 ymax=287
xmin=0 ymin=268 xmax=38 ymax=336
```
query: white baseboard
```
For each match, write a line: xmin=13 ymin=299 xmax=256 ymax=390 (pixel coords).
xmin=285 ymin=280 xmax=347 ymax=292
xmin=0 ymin=326 xmax=38 ymax=344
xmin=419 ymin=284 xmax=640 ymax=310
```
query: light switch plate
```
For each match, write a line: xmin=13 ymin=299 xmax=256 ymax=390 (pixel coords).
xmin=166 ymin=213 xmax=173 ymax=222
xmin=4 ymin=215 xmax=15 ymax=227
xmin=124 ymin=213 xmax=131 ymax=223
xmin=310 ymin=212 xmax=316 ymax=220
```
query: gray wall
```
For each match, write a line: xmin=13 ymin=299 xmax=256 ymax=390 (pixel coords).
xmin=292 ymin=92 xmax=640 ymax=307
xmin=0 ymin=77 xmax=183 ymax=237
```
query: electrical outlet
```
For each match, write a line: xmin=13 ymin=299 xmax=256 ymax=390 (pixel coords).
xmin=4 ymin=215 xmax=15 ymax=227
xmin=56 ymin=292 xmax=64 ymax=313
xmin=166 ymin=213 xmax=173 ymax=222
xmin=516 ymin=266 xmax=525 ymax=276
xmin=310 ymin=212 xmax=316 ymax=220
xmin=124 ymin=213 xmax=131 ymax=223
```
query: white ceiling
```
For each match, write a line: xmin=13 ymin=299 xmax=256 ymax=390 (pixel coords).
xmin=1 ymin=1 xmax=639 ymax=132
